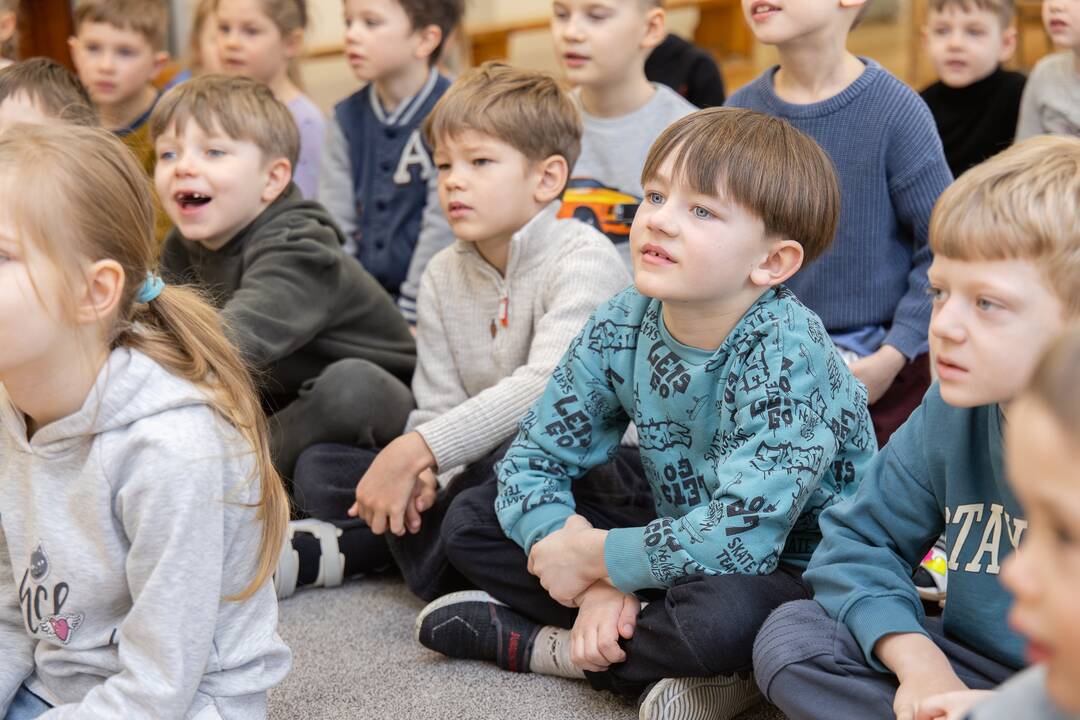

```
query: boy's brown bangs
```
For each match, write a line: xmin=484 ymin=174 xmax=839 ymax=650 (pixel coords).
xmin=150 ymin=76 xmax=300 ymax=168
xmin=640 ymin=107 xmax=840 ymax=265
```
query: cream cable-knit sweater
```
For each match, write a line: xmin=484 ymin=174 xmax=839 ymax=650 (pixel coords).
xmin=406 ymin=203 xmax=630 ymax=473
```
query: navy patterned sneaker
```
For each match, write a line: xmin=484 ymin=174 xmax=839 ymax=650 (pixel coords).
xmin=415 ymin=590 xmax=540 ymax=673
xmin=638 ymin=675 xmax=763 ymax=720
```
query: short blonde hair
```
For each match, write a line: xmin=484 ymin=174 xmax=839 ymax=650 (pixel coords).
xmin=930 ymin=135 xmax=1080 ymax=315
xmin=641 ymin=107 xmax=841 ymax=265
xmin=149 ymin=74 xmax=299 ymax=169
xmin=74 ymin=0 xmax=170 ymax=51
xmin=927 ymin=0 xmax=1015 ymax=27
xmin=424 ymin=62 xmax=583 ymax=170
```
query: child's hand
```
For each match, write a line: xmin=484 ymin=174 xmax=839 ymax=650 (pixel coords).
xmin=849 ymin=345 xmax=907 ymax=404
xmin=569 ymin=581 xmax=640 ymax=672
xmin=876 ymin=632 xmax=968 ymax=720
xmin=349 ymin=432 xmax=436 ymax=536
xmin=527 ymin=514 xmax=608 ymax=607
xmin=893 ymin=671 xmax=969 ymax=720
xmin=914 ymin=689 xmax=996 ymax=720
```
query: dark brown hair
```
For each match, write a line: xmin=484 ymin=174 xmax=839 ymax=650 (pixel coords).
xmin=0 ymin=58 xmax=98 ymax=126
xmin=641 ymin=106 xmax=841 ymax=265
xmin=396 ymin=0 xmax=465 ymax=63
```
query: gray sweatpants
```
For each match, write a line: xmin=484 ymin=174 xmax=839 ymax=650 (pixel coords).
xmin=268 ymin=358 xmax=413 ymax=480
xmin=753 ymin=600 xmax=1017 ymax=720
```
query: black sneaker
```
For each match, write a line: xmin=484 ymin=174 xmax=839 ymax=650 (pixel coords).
xmin=637 ymin=675 xmax=763 ymax=720
xmin=415 ymin=590 xmax=540 ymax=673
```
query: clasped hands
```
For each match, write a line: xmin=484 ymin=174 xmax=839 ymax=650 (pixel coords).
xmin=529 ymin=514 xmax=641 ymax=672
xmin=349 ymin=431 xmax=438 ymax=536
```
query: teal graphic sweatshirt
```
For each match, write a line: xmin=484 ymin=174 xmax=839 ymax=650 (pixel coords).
xmin=496 ymin=286 xmax=877 ymax=593
xmin=805 ymin=384 xmax=1027 ymax=671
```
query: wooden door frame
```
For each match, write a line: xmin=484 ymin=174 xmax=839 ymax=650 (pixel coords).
xmin=17 ymin=0 xmax=75 ymax=68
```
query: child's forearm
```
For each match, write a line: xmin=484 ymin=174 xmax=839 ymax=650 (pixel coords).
xmin=875 ymin=632 xmax=956 ymax=684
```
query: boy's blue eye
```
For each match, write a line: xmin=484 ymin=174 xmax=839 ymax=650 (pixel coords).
xmin=206 ymin=149 xmax=226 ymax=158
xmin=646 ymin=192 xmax=664 ymax=205
xmin=692 ymin=206 xmax=713 ymax=219
xmin=976 ymin=298 xmax=999 ymax=311
xmin=159 ymin=150 xmax=176 ymax=161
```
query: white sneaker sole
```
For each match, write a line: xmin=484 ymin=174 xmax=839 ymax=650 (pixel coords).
xmin=639 ymin=675 xmax=763 ymax=720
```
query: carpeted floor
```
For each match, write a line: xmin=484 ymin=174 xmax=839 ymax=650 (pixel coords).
xmin=269 ymin=576 xmax=787 ymax=720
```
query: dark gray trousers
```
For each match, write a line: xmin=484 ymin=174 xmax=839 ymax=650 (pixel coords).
xmin=268 ymin=358 xmax=413 ymax=481
xmin=752 ymin=600 xmax=1018 ymax=720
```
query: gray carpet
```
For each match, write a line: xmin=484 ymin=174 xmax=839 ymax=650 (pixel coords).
xmin=269 ymin=576 xmax=787 ymax=720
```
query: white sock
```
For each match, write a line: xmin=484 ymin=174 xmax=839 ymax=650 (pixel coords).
xmin=529 ymin=626 xmax=586 ymax=679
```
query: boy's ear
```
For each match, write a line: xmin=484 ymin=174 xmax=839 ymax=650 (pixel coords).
xmin=283 ymin=27 xmax=305 ymax=59
xmin=76 ymin=259 xmax=125 ymax=327
xmin=749 ymin=238 xmax=804 ymax=288
xmin=414 ymin=24 xmax=444 ymax=62
xmin=641 ymin=8 xmax=666 ymax=52
xmin=532 ymin=154 xmax=569 ymax=204
xmin=261 ymin=157 xmax=293 ymax=204
xmin=999 ymin=24 xmax=1018 ymax=62
xmin=838 ymin=0 xmax=868 ymax=11
xmin=152 ymin=51 xmax=170 ymax=77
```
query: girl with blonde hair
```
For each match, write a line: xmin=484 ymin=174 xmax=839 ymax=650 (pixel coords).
xmin=0 ymin=123 xmax=290 ymax=718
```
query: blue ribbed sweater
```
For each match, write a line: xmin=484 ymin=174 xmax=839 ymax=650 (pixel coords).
xmin=727 ymin=59 xmax=953 ymax=360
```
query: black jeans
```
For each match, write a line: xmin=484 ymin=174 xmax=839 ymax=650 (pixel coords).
xmin=293 ymin=439 xmax=512 ymax=601
xmin=441 ymin=454 xmax=812 ymax=698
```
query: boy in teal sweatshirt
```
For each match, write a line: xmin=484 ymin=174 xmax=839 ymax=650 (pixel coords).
xmin=414 ymin=107 xmax=877 ymax=720
xmin=752 ymin=136 xmax=1080 ymax=720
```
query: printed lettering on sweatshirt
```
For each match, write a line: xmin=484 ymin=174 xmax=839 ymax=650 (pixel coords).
xmin=945 ymin=502 xmax=1028 ymax=575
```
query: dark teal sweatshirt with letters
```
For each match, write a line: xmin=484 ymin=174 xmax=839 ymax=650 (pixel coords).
xmin=805 ymin=384 xmax=1027 ymax=671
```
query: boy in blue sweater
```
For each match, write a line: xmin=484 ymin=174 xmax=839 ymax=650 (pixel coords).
xmin=319 ymin=0 xmax=463 ymax=323
xmin=415 ymin=107 xmax=876 ymax=720
xmin=752 ymin=136 xmax=1080 ymax=720
xmin=727 ymin=0 xmax=954 ymax=447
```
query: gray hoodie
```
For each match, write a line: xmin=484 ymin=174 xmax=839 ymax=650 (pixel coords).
xmin=0 ymin=348 xmax=291 ymax=719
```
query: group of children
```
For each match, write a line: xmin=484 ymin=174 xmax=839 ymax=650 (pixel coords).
xmin=0 ymin=0 xmax=1078 ymax=718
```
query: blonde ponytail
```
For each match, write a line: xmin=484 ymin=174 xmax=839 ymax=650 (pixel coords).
xmin=0 ymin=123 xmax=288 ymax=601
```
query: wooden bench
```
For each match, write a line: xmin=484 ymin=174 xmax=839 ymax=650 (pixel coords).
xmin=467 ymin=0 xmax=753 ymax=66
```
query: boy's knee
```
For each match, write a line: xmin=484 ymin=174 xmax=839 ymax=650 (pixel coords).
xmin=292 ymin=444 xmax=352 ymax=515
xmin=752 ymin=600 xmax=836 ymax=700
xmin=440 ymin=485 xmax=500 ymax=565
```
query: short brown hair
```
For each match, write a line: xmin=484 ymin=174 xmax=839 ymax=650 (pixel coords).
xmin=74 ymin=0 xmax=170 ymax=51
xmin=396 ymin=0 xmax=465 ymax=63
xmin=927 ymin=0 xmax=1015 ymax=26
xmin=930 ymin=135 xmax=1080 ymax=315
xmin=641 ymin=107 xmax=840 ymax=265
xmin=149 ymin=74 xmax=299 ymax=169
xmin=424 ymin=61 xmax=583 ymax=170
xmin=0 ymin=58 xmax=98 ymax=126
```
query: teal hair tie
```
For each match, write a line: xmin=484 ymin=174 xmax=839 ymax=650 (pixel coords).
xmin=136 ymin=272 xmax=165 ymax=304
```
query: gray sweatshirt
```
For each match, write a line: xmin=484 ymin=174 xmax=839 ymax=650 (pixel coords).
xmin=571 ymin=84 xmax=696 ymax=270
xmin=406 ymin=204 xmax=630 ymax=473
xmin=1015 ymin=52 xmax=1080 ymax=141
xmin=0 ymin=348 xmax=291 ymax=719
